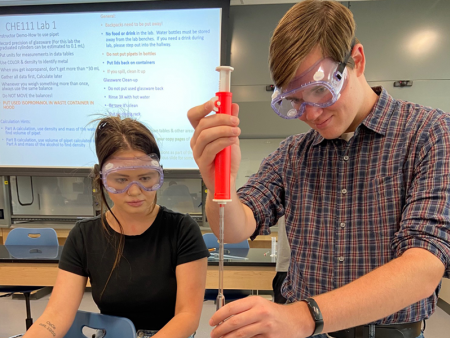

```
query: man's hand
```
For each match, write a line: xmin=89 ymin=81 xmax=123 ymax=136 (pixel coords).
xmin=187 ymin=98 xmax=241 ymax=191
xmin=209 ymin=296 xmax=315 ymax=338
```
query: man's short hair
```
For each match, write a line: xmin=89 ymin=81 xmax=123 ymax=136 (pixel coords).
xmin=269 ymin=0 xmax=359 ymax=89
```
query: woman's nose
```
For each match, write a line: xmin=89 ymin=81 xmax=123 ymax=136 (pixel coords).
xmin=127 ymin=182 xmax=142 ymax=195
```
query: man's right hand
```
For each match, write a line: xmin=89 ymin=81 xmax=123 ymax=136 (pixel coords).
xmin=187 ymin=97 xmax=242 ymax=192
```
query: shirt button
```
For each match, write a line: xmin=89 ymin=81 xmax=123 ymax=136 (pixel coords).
xmin=338 ymin=256 xmax=345 ymax=262
xmin=343 ymin=156 xmax=349 ymax=161
xmin=341 ymin=189 xmax=347 ymax=194
xmin=340 ymin=222 xmax=345 ymax=228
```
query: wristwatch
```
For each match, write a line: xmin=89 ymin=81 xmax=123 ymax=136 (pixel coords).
xmin=301 ymin=297 xmax=324 ymax=335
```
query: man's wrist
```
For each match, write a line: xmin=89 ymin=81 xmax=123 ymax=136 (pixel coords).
xmin=301 ymin=297 xmax=324 ymax=335
xmin=297 ymin=300 xmax=317 ymax=337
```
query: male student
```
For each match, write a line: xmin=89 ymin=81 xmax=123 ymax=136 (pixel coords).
xmin=188 ymin=1 xmax=450 ymax=337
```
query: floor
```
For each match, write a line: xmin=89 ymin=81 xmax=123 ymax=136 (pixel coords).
xmin=1 ymin=290 xmax=449 ymax=338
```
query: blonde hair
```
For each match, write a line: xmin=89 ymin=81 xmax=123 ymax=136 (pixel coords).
xmin=269 ymin=0 xmax=359 ymax=89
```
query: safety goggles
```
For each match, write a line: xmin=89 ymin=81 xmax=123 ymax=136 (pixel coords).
xmin=100 ymin=153 xmax=164 ymax=194
xmin=271 ymin=57 xmax=349 ymax=119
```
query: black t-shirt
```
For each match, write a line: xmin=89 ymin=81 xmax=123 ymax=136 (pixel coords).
xmin=59 ymin=206 xmax=209 ymax=330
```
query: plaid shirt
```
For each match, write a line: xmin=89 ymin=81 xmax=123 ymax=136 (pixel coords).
xmin=238 ymin=87 xmax=450 ymax=324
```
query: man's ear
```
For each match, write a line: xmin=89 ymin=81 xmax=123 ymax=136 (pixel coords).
xmin=351 ymin=43 xmax=366 ymax=77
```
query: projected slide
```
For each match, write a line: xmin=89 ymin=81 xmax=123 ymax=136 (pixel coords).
xmin=0 ymin=7 xmax=221 ymax=169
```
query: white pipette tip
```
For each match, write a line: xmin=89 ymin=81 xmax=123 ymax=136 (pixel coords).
xmin=212 ymin=199 xmax=231 ymax=203
xmin=216 ymin=66 xmax=234 ymax=92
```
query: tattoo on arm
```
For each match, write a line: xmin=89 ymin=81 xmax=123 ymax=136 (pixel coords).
xmin=38 ymin=321 xmax=56 ymax=337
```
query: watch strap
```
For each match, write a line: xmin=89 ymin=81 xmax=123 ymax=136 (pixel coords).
xmin=302 ymin=297 xmax=324 ymax=335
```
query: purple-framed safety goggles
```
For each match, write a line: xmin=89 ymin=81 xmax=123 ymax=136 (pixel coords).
xmin=100 ymin=153 xmax=164 ymax=194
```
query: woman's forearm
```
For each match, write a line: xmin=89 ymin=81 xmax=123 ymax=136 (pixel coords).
xmin=23 ymin=271 xmax=86 ymax=338
xmin=23 ymin=310 xmax=72 ymax=338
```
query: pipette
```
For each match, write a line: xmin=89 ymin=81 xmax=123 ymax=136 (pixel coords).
xmin=213 ymin=65 xmax=234 ymax=311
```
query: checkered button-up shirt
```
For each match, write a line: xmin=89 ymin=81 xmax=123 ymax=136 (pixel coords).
xmin=237 ymin=87 xmax=450 ymax=324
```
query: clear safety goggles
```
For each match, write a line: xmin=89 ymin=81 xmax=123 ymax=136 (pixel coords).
xmin=100 ymin=153 xmax=164 ymax=194
xmin=271 ymin=57 xmax=349 ymax=119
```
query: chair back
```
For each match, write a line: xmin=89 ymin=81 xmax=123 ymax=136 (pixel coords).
xmin=5 ymin=228 xmax=58 ymax=246
xmin=202 ymin=233 xmax=249 ymax=249
xmin=202 ymin=233 xmax=219 ymax=249
xmin=224 ymin=239 xmax=250 ymax=249
xmin=64 ymin=311 xmax=136 ymax=338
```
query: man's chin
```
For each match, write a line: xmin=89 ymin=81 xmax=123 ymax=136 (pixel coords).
xmin=318 ymin=129 xmax=342 ymax=140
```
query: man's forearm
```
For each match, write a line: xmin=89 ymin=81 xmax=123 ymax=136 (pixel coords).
xmin=205 ymin=186 xmax=256 ymax=243
xmin=304 ymin=248 xmax=445 ymax=334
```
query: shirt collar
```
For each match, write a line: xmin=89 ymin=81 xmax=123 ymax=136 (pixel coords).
xmin=362 ymin=87 xmax=398 ymax=136
xmin=312 ymin=86 xmax=397 ymax=146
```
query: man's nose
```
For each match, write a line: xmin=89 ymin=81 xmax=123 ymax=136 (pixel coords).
xmin=300 ymin=105 xmax=324 ymax=122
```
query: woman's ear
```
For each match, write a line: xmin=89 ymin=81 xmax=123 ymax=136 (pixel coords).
xmin=351 ymin=43 xmax=366 ymax=77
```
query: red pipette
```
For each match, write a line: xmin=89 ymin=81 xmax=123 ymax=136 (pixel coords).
xmin=213 ymin=66 xmax=234 ymax=310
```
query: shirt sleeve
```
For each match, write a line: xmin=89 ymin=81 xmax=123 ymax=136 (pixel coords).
xmin=392 ymin=113 xmax=450 ymax=278
xmin=237 ymin=137 xmax=291 ymax=239
xmin=59 ymin=222 xmax=88 ymax=277
xmin=176 ymin=214 xmax=210 ymax=266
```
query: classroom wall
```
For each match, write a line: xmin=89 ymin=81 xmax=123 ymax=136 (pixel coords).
xmin=236 ymin=138 xmax=284 ymax=189
xmin=441 ymin=279 xmax=450 ymax=304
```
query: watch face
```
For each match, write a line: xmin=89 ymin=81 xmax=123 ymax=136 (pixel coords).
xmin=312 ymin=305 xmax=320 ymax=318
xmin=305 ymin=299 xmax=322 ymax=320
xmin=304 ymin=298 xmax=324 ymax=335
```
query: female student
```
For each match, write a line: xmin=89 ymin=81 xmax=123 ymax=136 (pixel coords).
xmin=24 ymin=116 xmax=209 ymax=338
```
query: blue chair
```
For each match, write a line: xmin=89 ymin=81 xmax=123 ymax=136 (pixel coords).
xmin=202 ymin=232 xmax=250 ymax=250
xmin=203 ymin=233 xmax=251 ymax=303
xmin=0 ymin=228 xmax=58 ymax=330
xmin=5 ymin=228 xmax=58 ymax=246
xmin=202 ymin=233 xmax=219 ymax=249
xmin=64 ymin=311 xmax=136 ymax=338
